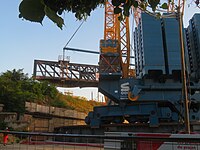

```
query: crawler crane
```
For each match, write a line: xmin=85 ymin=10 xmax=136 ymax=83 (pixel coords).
xmin=33 ymin=0 xmax=200 ymax=133
xmin=85 ymin=0 xmax=200 ymax=132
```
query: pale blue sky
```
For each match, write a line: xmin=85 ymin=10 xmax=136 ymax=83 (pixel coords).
xmin=0 ymin=1 xmax=104 ymax=74
xmin=0 ymin=0 xmax=199 ymax=100
xmin=0 ymin=1 xmax=104 ymax=100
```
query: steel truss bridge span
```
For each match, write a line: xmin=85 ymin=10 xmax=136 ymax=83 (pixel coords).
xmin=33 ymin=60 xmax=99 ymax=87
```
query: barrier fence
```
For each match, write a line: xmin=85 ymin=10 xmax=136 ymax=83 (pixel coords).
xmin=0 ymin=130 xmax=200 ymax=150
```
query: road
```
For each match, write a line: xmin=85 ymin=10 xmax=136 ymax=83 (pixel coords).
xmin=0 ymin=144 xmax=103 ymax=150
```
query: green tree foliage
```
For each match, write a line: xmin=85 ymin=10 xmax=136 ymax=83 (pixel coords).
xmin=19 ymin=0 xmax=104 ymax=29
xmin=18 ymin=0 xmax=200 ymax=29
xmin=0 ymin=69 xmax=28 ymax=114
xmin=0 ymin=69 xmax=103 ymax=115
xmin=0 ymin=69 xmax=59 ymax=114
xmin=18 ymin=0 xmax=173 ymax=29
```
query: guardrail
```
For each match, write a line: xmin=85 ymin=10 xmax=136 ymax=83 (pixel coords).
xmin=0 ymin=130 xmax=200 ymax=150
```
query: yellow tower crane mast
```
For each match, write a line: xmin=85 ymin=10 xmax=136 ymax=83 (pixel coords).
xmin=99 ymin=0 xmax=131 ymax=79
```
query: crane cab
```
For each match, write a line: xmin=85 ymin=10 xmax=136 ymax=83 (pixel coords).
xmin=99 ymin=39 xmax=122 ymax=79
xmin=100 ymin=39 xmax=119 ymax=54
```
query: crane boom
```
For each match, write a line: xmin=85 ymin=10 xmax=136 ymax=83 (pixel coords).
xmin=119 ymin=14 xmax=131 ymax=78
xmin=104 ymin=1 xmax=119 ymax=43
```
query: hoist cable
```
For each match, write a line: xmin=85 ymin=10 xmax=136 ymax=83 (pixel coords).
xmin=64 ymin=20 xmax=84 ymax=48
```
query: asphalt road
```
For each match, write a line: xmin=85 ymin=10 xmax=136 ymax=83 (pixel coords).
xmin=0 ymin=144 xmax=103 ymax=150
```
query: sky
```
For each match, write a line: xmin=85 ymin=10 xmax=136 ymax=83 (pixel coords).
xmin=0 ymin=0 xmax=199 ymax=100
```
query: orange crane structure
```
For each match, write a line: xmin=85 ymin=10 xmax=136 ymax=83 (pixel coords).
xmin=99 ymin=0 xmax=131 ymax=79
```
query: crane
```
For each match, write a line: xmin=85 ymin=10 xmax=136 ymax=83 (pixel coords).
xmin=30 ymin=0 xmax=200 ymax=135
xmin=32 ymin=0 xmax=200 ymax=133
xmin=85 ymin=0 xmax=200 ymax=133
xmin=98 ymin=0 xmax=186 ymax=80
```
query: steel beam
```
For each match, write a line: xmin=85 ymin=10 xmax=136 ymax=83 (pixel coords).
xmin=33 ymin=60 xmax=99 ymax=87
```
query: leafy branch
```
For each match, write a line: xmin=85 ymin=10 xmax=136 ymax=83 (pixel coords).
xmin=19 ymin=0 xmax=104 ymax=29
xmin=18 ymin=0 xmax=200 ymax=29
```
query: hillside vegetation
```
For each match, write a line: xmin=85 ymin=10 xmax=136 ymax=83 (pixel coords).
xmin=57 ymin=94 xmax=104 ymax=113
xmin=0 ymin=69 xmax=104 ymax=115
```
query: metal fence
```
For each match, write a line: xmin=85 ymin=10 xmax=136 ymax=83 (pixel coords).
xmin=0 ymin=130 xmax=200 ymax=150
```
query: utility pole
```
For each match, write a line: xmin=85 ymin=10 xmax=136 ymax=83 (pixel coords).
xmin=177 ymin=7 xmax=190 ymax=134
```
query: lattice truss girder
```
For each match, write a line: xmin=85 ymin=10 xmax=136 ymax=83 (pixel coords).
xmin=33 ymin=60 xmax=99 ymax=82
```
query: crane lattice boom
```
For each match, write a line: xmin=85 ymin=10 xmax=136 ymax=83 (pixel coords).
xmin=99 ymin=0 xmax=131 ymax=79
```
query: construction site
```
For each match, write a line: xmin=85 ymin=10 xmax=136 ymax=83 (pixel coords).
xmin=1 ymin=0 xmax=200 ymax=149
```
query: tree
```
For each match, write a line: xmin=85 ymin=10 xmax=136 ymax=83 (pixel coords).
xmin=0 ymin=69 xmax=29 ymax=115
xmin=0 ymin=69 xmax=103 ymax=115
xmin=19 ymin=0 xmax=104 ymax=29
xmin=19 ymin=0 xmax=200 ymax=29
xmin=0 ymin=69 xmax=60 ymax=115
xmin=18 ymin=0 xmax=173 ymax=29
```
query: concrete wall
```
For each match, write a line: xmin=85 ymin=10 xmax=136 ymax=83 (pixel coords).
xmin=25 ymin=102 xmax=87 ymax=132
xmin=25 ymin=102 xmax=86 ymax=119
xmin=0 ymin=102 xmax=86 ymax=132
